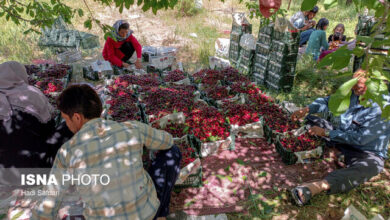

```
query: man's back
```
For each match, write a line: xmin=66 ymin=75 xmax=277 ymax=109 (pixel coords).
xmin=33 ymin=118 xmax=173 ymax=220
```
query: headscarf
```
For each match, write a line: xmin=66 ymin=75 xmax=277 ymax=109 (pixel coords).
xmin=0 ymin=61 xmax=54 ymax=123
xmin=112 ymin=20 xmax=133 ymax=42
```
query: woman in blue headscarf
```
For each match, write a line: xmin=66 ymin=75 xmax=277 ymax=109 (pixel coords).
xmin=102 ymin=20 xmax=142 ymax=69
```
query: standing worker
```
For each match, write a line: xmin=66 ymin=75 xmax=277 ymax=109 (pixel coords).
xmin=102 ymin=20 xmax=143 ymax=69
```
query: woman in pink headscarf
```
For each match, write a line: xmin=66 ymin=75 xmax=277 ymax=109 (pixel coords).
xmin=0 ymin=61 xmax=73 ymax=168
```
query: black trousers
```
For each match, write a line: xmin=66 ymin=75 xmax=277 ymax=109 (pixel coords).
xmin=305 ymin=115 xmax=385 ymax=194
xmin=120 ymin=42 xmax=136 ymax=62
xmin=147 ymin=145 xmax=182 ymax=218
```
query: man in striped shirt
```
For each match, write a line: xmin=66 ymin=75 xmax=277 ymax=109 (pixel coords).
xmin=31 ymin=84 xmax=181 ymax=220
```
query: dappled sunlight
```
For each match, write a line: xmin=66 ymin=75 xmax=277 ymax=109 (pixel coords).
xmin=170 ymin=138 xmax=339 ymax=216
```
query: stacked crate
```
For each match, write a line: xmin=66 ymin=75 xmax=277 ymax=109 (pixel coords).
xmin=229 ymin=22 xmax=252 ymax=66
xmin=253 ymin=24 xmax=273 ymax=85
xmin=237 ymin=34 xmax=256 ymax=76
xmin=265 ymin=28 xmax=299 ymax=91
xmin=353 ymin=15 xmax=389 ymax=74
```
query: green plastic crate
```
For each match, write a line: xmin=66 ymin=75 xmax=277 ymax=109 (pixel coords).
xmin=240 ymin=48 xmax=254 ymax=59
xmin=268 ymin=60 xmax=296 ymax=76
xmin=232 ymin=23 xmax=252 ymax=35
xmin=275 ymin=135 xmax=324 ymax=165
xmin=231 ymin=31 xmax=241 ymax=42
xmin=230 ymin=41 xmax=240 ymax=52
xmin=258 ymin=33 xmax=272 ymax=46
xmin=229 ymin=50 xmax=240 ymax=62
xmin=254 ymin=54 xmax=268 ymax=67
xmin=271 ymin=40 xmax=299 ymax=55
xmin=266 ymin=77 xmax=294 ymax=91
xmin=256 ymin=43 xmax=271 ymax=56
xmin=174 ymin=167 xmax=203 ymax=189
xmin=355 ymin=15 xmax=376 ymax=36
xmin=239 ymin=56 xmax=252 ymax=67
xmin=272 ymin=30 xmax=300 ymax=44
xmin=269 ymin=51 xmax=297 ymax=63
xmin=259 ymin=23 xmax=274 ymax=36
xmin=253 ymin=64 xmax=267 ymax=85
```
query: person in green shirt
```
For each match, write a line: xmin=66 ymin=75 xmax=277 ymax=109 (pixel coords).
xmin=305 ymin=18 xmax=329 ymax=61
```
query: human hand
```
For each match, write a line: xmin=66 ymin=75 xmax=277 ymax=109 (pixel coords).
xmin=308 ymin=126 xmax=326 ymax=136
xmin=135 ymin=59 xmax=142 ymax=69
xmin=122 ymin=62 xmax=130 ymax=68
xmin=291 ymin=107 xmax=309 ymax=122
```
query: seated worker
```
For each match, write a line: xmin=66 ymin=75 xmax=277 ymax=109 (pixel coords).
xmin=102 ymin=20 xmax=142 ymax=69
xmin=318 ymin=23 xmax=347 ymax=61
xmin=0 ymin=61 xmax=73 ymax=168
xmin=290 ymin=69 xmax=390 ymax=206
xmin=31 ymin=84 xmax=181 ymax=220
xmin=328 ymin=23 xmax=347 ymax=44
xmin=290 ymin=6 xmax=319 ymax=46
xmin=305 ymin=18 xmax=329 ymax=61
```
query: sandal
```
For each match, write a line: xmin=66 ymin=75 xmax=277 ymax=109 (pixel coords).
xmin=290 ymin=186 xmax=312 ymax=207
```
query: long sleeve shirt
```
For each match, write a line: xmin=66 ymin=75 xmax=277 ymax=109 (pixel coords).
xmin=305 ymin=30 xmax=329 ymax=58
xmin=31 ymin=118 xmax=173 ymax=220
xmin=102 ymin=35 xmax=142 ymax=67
xmin=308 ymin=93 xmax=390 ymax=159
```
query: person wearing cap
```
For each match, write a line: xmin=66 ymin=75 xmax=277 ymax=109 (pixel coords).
xmin=289 ymin=69 xmax=390 ymax=206
xmin=290 ymin=6 xmax=319 ymax=46
xmin=102 ymin=20 xmax=143 ymax=69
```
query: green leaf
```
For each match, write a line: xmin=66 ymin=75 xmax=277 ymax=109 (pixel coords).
xmin=249 ymin=141 xmax=257 ymax=146
xmin=301 ymin=0 xmax=318 ymax=11
xmin=318 ymin=46 xmax=352 ymax=69
xmin=184 ymin=199 xmax=195 ymax=207
xmin=382 ymin=105 xmax=390 ymax=121
xmin=84 ymin=19 xmax=92 ymax=29
xmin=236 ymin=159 xmax=245 ymax=165
xmin=357 ymin=36 xmax=374 ymax=45
xmin=242 ymin=175 xmax=247 ymax=181
xmin=125 ymin=0 xmax=132 ymax=9
xmin=78 ymin=9 xmax=84 ymax=17
xmin=119 ymin=2 xmax=124 ymax=13
xmin=352 ymin=47 xmax=365 ymax=58
xmin=329 ymin=91 xmax=352 ymax=116
xmin=226 ymin=175 xmax=233 ymax=182
xmin=182 ymin=126 xmax=189 ymax=134
xmin=258 ymin=171 xmax=267 ymax=177
xmin=216 ymin=174 xmax=225 ymax=180
xmin=224 ymin=165 xmax=230 ymax=172
xmin=324 ymin=0 xmax=337 ymax=9
xmin=328 ymin=78 xmax=359 ymax=116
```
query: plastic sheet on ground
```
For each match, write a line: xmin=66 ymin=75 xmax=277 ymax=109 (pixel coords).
xmin=209 ymin=56 xmax=231 ymax=70
xmin=341 ymin=205 xmax=385 ymax=220
xmin=215 ymin=38 xmax=230 ymax=58
xmin=230 ymin=121 xmax=264 ymax=139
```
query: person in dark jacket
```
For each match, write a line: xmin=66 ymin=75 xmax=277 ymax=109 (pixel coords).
xmin=102 ymin=20 xmax=142 ymax=69
xmin=290 ymin=69 xmax=390 ymax=206
xmin=0 ymin=61 xmax=73 ymax=168
xmin=328 ymin=23 xmax=347 ymax=43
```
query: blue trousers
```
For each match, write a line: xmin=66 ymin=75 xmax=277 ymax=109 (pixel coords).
xmin=148 ymin=145 xmax=182 ymax=219
xmin=299 ymin=28 xmax=315 ymax=46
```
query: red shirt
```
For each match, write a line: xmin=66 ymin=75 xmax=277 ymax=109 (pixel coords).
xmin=102 ymin=35 xmax=142 ymax=67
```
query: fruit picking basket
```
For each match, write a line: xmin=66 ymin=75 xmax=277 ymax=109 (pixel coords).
xmin=174 ymin=134 xmax=203 ymax=189
xmin=275 ymin=133 xmax=324 ymax=165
